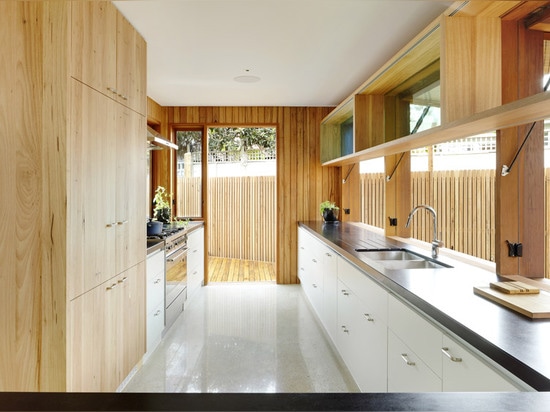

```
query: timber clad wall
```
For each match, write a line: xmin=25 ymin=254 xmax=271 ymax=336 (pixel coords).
xmin=164 ymin=106 xmax=338 ymax=284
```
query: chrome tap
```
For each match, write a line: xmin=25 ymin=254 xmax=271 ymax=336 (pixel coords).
xmin=405 ymin=205 xmax=443 ymax=258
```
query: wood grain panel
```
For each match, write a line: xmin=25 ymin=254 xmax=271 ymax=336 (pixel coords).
xmin=166 ymin=106 xmax=335 ymax=284
xmin=40 ymin=1 xmax=69 ymax=391
xmin=0 ymin=1 xmax=42 ymax=391
xmin=441 ymin=16 xmax=501 ymax=123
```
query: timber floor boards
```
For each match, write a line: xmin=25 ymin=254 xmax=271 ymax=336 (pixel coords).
xmin=208 ymin=256 xmax=275 ymax=282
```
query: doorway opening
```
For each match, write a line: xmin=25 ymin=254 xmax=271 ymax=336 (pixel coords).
xmin=207 ymin=126 xmax=276 ymax=282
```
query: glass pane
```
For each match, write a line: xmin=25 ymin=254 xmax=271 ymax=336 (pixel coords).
xmin=176 ymin=129 xmax=202 ymax=218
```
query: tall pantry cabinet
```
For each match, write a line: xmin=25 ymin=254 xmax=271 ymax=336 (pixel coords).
xmin=0 ymin=1 xmax=147 ymax=391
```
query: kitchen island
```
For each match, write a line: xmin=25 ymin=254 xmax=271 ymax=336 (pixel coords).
xmin=299 ymin=221 xmax=550 ymax=392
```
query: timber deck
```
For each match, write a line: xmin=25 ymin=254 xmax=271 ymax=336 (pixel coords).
xmin=208 ymin=256 xmax=276 ymax=282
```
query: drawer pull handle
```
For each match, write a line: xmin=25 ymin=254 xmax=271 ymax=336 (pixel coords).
xmin=363 ymin=313 xmax=374 ymax=322
xmin=325 ymin=253 xmax=332 ymax=257
xmin=312 ymin=259 xmax=317 ymax=263
xmin=117 ymin=220 xmax=128 ymax=225
xmin=341 ymin=326 xmax=349 ymax=334
xmin=401 ymin=353 xmax=415 ymax=366
xmin=312 ymin=283 xmax=317 ymax=288
xmin=118 ymin=276 xmax=128 ymax=284
xmin=154 ymin=278 xmax=162 ymax=284
xmin=441 ymin=347 xmax=462 ymax=362
xmin=106 ymin=283 xmax=117 ymax=290
xmin=154 ymin=310 xmax=162 ymax=316
xmin=341 ymin=289 xmax=349 ymax=296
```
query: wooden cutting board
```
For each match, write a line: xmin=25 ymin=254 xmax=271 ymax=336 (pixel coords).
xmin=489 ymin=281 xmax=539 ymax=294
xmin=474 ymin=286 xmax=550 ymax=319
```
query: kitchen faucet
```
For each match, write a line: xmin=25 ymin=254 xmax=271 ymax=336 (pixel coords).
xmin=405 ymin=205 xmax=443 ymax=258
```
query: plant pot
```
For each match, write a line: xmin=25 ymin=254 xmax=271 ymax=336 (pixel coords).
xmin=322 ymin=208 xmax=339 ymax=223
xmin=147 ymin=220 xmax=163 ymax=236
xmin=155 ymin=207 xmax=171 ymax=224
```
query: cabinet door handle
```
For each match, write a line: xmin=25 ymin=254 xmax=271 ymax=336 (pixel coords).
xmin=441 ymin=347 xmax=462 ymax=362
xmin=106 ymin=283 xmax=117 ymax=290
xmin=312 ymin=258 xmax=317 ymax=263
xmin=117 ymin=276 xmax=128 ymax=284
xmin=341 ymin=325 xmax=349 ymax=334
xmin=107 ymin=86 xmax=118 ymax=95
xmin=312 ymin=283 xmax=317 ymax=288
xmin=341 ymin=289 xmax=349 ymax=296
xmin=325 ymin=252 xmax=332 ymax=257
xmin=118 ymin=93 xmax=128 ymax=101
xmin=154 ymin=278 xmax=162 ymax=284
xmin=154 ymin=310 xmax=162 ymax=316
xmin=363 ymin=313 xmax=374 ymax=322
xmin=105 ymin=222 xmax=117 ymax=228
xmin=117 ymin=220 xmax=128 ymax=225
xmin=401 ymin=353 xmax=415 ymax=366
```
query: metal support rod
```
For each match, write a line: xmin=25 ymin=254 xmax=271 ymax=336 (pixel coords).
xmin=502 ymin=77 xmax=550 ymax=176
xmin=342 ymin=164 xmax=355 ymax=183
xmin=386 ymin=105 xmax=430 ymax=182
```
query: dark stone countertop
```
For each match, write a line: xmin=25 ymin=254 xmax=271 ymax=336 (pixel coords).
xmin=2 ymin=392 xmax=550 ymax=411
xmin=299 ymin=221 xmax=550 ymax=392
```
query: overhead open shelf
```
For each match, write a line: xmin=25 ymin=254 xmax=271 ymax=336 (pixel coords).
xmin=320 ymin=1 xmax=543 ymax=167
xmin=322 ymin=91 xmax=550 ymax=166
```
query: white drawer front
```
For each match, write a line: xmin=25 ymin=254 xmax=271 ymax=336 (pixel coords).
xmin=388 ymin=294 xmax=442 ymax=376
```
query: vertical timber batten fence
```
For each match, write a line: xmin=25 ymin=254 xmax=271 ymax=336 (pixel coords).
xmin=181 ymin=170 xmax=550 ymax=278
xmin=178 ymin=176 xmax=276 ymax=263
xmin=362 ymin=170 xmax=550 ymax=278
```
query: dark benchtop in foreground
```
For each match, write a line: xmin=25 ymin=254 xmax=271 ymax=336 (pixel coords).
xmin=1 ymin=392 xmax=550 ymax=411
xmin=299 ymin=221 xmax=550 ymax=392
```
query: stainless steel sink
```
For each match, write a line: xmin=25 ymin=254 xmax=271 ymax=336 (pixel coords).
xmin=354 ymin=248 xmax=452 ymax=269
xmin=358 ymin=250 xmax=420 ymax=261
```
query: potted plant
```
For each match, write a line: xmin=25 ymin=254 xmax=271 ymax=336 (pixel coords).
xmin=319 ymin=200 xmax=339 ymax=223
xmin=153 ymin=186 xmax=172 ymax=223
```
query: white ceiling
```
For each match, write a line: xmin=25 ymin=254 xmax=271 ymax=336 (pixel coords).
xmin=113 ymin=0 xmax=452 ymax=107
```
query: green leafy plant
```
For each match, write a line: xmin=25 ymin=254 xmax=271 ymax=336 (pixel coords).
xmin=153 ymin=186 xmax=172 ymax=222
xmin=319 ymin=200 xmax=339 ymax=215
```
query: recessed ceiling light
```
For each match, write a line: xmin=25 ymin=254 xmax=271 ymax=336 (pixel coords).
xmin=234 ymin=75 xmax=261 ymax=83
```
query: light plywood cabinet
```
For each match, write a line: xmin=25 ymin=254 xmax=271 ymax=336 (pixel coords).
xmin=115 ymin=105 xmax=146 ymax=274
xmin=71 ymin=1 xmax=146 ymax=115
xmin=0 ymin=1 xmax=147 ymax=391
xmin=68 ymin=80 xmax=146 ymax=300
xmin=68 ymin=264 xmax=145 ymax=392
xmin=68 ymin=80 xmax=117 ymax=300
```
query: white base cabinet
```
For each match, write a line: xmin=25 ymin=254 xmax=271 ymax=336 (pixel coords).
xmin=187 ymin=227 xmax=205 ymax=301
xmin=146 ymin=249 xmax=165 ymax=354
xmin=337 ymin=259 xmax=388 ymax=392
xmin=297 ymin=226 xmax=528 ymax=394
xmin=388 ymin=293 xmax=523 ymax=392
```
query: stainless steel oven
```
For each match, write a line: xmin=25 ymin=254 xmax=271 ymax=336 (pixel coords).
xmin=164 ymin=231 xmax=188 ymax=330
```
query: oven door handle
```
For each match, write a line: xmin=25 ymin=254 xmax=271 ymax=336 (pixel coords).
xmin=166 ymin=248 xmax=188 ymax=263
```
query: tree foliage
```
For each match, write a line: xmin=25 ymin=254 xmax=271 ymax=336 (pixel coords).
xmin=208 ymin=127 xmax=276 ymax=155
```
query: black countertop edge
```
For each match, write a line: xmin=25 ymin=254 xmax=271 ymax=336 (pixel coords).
xmin=298 ymin=221 xmax=550 ymax=392
xmin=2 ymin=392 xmax=550 ymax=411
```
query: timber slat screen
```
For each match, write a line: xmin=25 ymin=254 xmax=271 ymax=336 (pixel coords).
xmin=362 ymin=169 xmax=550 ymax=278
xmin=178 ymin=176 xmax=276 ymax=263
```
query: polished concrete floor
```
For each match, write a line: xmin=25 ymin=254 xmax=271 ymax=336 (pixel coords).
xmin=123 ymin=283 xmax=358 ymax=393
